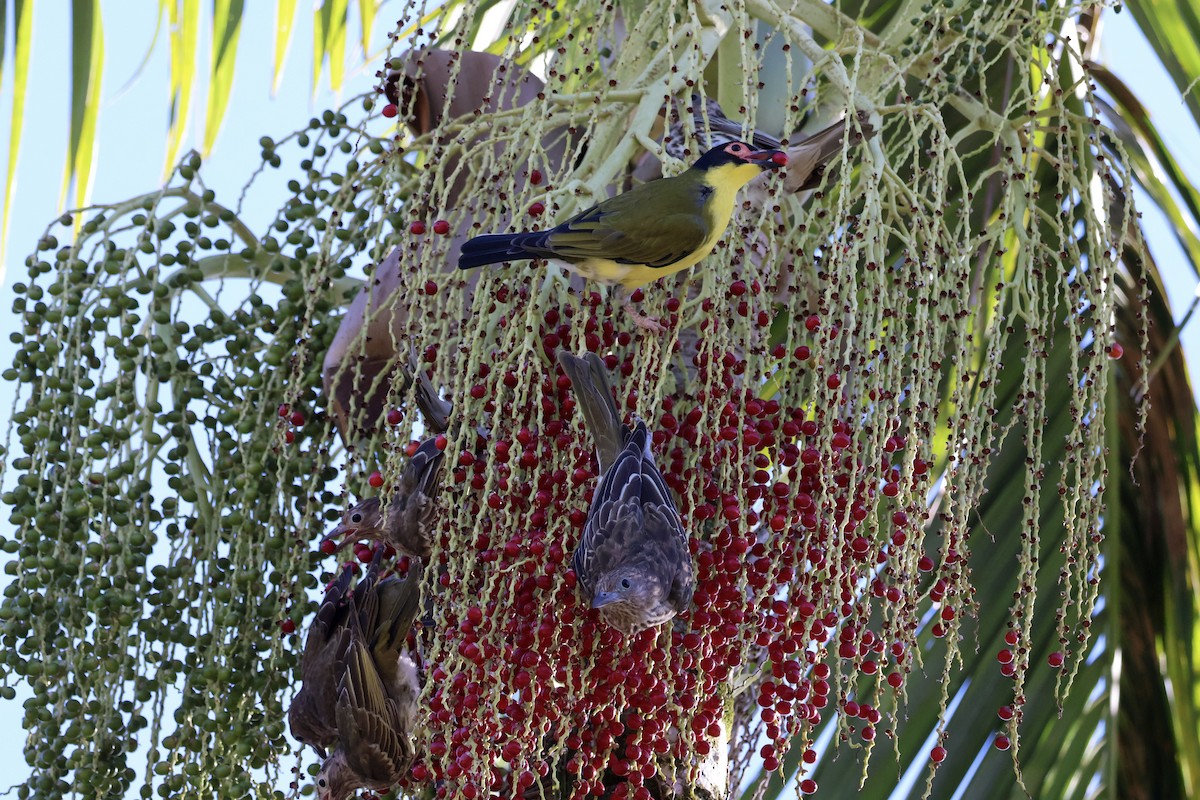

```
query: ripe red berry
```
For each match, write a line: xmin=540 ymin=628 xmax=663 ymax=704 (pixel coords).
xmin=529 ymin=201 xmax=545 ymax=216
xmin=997 ymin=705 xmax=1014 ymax=720
xmin=530 ymin=169 xmax=543 ymax=185
xmin=387 ymin=409 xmax=403 ymax=426
xmin=424 ymin=279 xmax=438 ymax=296
xmin=368 ymin=471 xmax=384 ymax=488
xmin=381 ymin=103 xmax=399 ymax=118
xmin=1106 ymin=342 xmax=1124 ymax=359
xmin=1047 ymin=651 xmax=1065 ymax=668
xmin=409 ymin=221 xmax=426 ymax=235
xmin=289 ymin=410 xmax=305 ymax=426
xmin=280 ymin=619 xmax=296 ymax=634
xmin=432 ymin=219 xmax=450 ymax=235
xmin=319 ymin=539 xmax=338 ymax=555
xmin=771 ymin=151 xmax=788 ymax=166
xmin=799 ymin=779 xmax=817 ymax=794
xmin=284 ymin=430 xmax=295 ymax=444
xmin=435 ymin=434 xmax=448 ymax=451
xmin=805 ymin=315 xmax=820 ymax=332
xmin=994 ymin=735 xmax=1011 ymax=751
xmin=277 ymin=403 xmax=290 ymax=418
xmin=931 ymin=745 xmax=947 ymax=763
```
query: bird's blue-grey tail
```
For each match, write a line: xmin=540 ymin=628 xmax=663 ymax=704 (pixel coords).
xmin=458 ymin=233 xmax=537 ymax=269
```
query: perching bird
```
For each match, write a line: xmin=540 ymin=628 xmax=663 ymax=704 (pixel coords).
xmin=316 ymin=553 xmax=423 ymax=800
xmin=558 ymin=351 xmax=694 ymax=634
xmin=290 ymin=563 xmax=358 ymax=757
xmin=667 ymin=94 xmax=875 ymax=193
xmin=459 ymin=140 xmax=788 ymax=332
xmin=323 ymin=436 xmax=446 ymax=559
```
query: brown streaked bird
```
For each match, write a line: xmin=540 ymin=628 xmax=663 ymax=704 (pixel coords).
xmin=316 ymin=553 xmax=423 ymax=800
xmin=290 ymin=563 xmax=358 ymax=757
xmin=667 ymin=93 xmax=875 ymax=193
xmin=323 ymin=437 xmax=446 ymax=559
xmin=558 ymin=351 xmax=694 ymax=635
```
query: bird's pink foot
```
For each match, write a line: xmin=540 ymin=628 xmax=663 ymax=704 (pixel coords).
xmin=622 ymin=299 xmax=666 ymax=333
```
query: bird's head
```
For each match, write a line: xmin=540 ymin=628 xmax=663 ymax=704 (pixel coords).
xmin=314 ymin=750 xmax=363 ymax=800
xmin=690 ymin=140 xmax=788 ymax=185
xmin=322 ymin=497 xmax=384 ymax=552
xmin=591 ymin=566 xmax=672 ymax=635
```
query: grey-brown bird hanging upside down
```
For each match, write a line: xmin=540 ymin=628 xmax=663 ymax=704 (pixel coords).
xmin=667 ymin=93 xmax=875 ymax=193
xmin=316 ymin=552 xmax=423 ymax=800
xmin=459 ymin=141 xmax=788 ymax=332
xmin=323 ymin=437 xmax=445 ymax=559
xmin=323 ymin=351 xmax=491 ymax=559
xmin=558 ymin=351 xmax=694 ymax=635
xmin=289 ymin=563 xmax=357 ymax=757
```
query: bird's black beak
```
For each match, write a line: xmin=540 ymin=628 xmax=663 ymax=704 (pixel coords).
xmin=744 ymin=149 xmax=789 ymax=169
xmin=319 ymin=524 xmax=357 ymax=552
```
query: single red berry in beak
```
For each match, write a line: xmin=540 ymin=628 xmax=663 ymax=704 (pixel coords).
xmin=771 ymin=151 xmax=789 ymax=166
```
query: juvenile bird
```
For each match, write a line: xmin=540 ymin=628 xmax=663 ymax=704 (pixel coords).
xmin=668 ymin=94 xmax=875 ymax=193
xmin=323 ymin=437 xmax=445 ymax=559
xmin=289 ymin=563 xmax=357 ymax=756
xmin=558 ymin=351 xmax=694 ymax=634
xmin=316 ymin=553 xmax=424 ymax=800
xmin=459 ymin=141 xmax=787 ymax=332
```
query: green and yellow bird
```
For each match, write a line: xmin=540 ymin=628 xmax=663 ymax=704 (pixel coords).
xmin=458 ymin=140 xmax=787 ymax=331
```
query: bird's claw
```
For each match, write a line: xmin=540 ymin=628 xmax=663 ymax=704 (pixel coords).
xmin=622 ymin=300 xmax=667 ymax=333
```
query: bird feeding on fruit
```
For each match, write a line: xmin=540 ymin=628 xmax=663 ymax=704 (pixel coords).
xmin=558 ymin=351 xmax=694 ymax=634
xmin=459 ymin=141 xmax=787 ymax=332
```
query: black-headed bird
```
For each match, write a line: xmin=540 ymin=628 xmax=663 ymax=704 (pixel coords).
xmin=668 ymin=94 xmax=875 ymax=193
xmin=558 ymin=351 xmax=694 ymax=634
xmin=316 ymin=554 xmax=423 ymax=800
xmin=459 ymin=141 xmax=787 ymax=331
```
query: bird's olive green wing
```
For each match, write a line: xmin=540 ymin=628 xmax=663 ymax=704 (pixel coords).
xmin=534 ymin=179 xmax=711 ymax=268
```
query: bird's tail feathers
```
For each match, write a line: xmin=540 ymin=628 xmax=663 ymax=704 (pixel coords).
xmin=458 ymin=233 xmax=540 ymax=269
xmin=786 ymin=116 xmax=861 ymax=192
xmin=405 ymin=351 xmax=453 ymax=434
xmin=558 ymin=351 xmax=625 ymax=475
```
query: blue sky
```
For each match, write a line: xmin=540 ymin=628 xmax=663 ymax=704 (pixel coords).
xmin=0 ymin=2 xmax=1196 ymax=793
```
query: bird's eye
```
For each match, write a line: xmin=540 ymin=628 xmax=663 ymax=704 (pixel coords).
xmin=728 ymin=142 xmax=748 ymax=155
xmin=620 ymin=578 xmax=632 ymax=590
xmin=317 ymin=778 xmax=327 ymax=788
xmin=351 ymin=513 xmax=362 ymax=524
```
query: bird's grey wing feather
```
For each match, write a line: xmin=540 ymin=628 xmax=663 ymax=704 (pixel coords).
xmin=691 ymin=94 xmax=784 ymax=150
xmin=573 ymin=425 xmax=652 ymax=598
xmin=642 ymin=503 xmax=693 ymax=611
xmin=336 ymin=605 xmax=414 ymax=784
xmin=367 ymin=566 xmax=422 ymax=690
